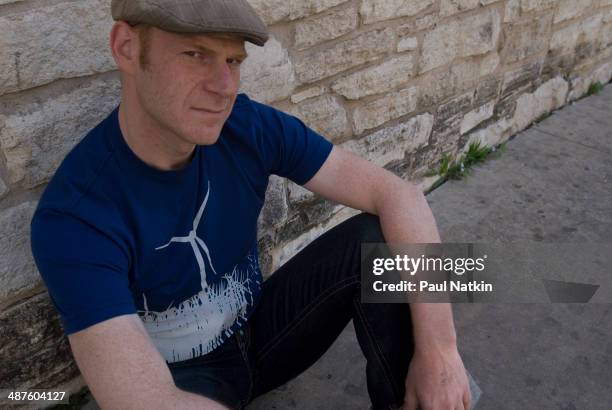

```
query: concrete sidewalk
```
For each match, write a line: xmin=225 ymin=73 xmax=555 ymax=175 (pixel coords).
xmin=248 ymin=84 xmax=612 ymax=409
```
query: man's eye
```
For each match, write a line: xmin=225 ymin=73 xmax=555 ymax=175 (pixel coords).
xmin=228 ymin=58 xmax=244 ymax=66
xmin=185 ymin=51 xmax=205 ymax=59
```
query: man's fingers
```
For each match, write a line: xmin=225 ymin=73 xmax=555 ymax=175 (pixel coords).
xmin=463 ymin=388 xmax=472 ymax=410
xmin=403 ymin=390 xmax=418 ymax=410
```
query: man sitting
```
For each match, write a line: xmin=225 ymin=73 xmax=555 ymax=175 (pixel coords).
xmin=30 ymin=1 xmax=471 ymax=409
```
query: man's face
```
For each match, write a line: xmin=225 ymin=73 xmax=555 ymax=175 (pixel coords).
xmin=132 ymin=27 xmax=247 ymax=146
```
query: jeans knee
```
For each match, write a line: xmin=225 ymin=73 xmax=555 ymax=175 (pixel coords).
xmin=348 ymin=213 xmax=386 ymax=244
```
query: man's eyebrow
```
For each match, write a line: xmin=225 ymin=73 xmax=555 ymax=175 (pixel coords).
xmin=188 ymin=43 xmax=249 ymax=59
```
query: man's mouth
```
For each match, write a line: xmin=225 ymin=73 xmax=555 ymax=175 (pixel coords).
xmin=191 ymin=107 xmax=226 ymax=114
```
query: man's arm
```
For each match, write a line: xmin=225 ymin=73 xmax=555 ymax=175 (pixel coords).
xmin=68 ymin=314 xmax=229 ymax=410
xmin=304 ymin=146 xmax=470 ymax=410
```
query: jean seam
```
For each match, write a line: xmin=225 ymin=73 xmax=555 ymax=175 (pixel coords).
xmin=236 ymin=327 xmax=254 ymax=408
xmin=255 ymin=275 xmax=358 ymax=365
xmin=352 ymin=296 xmax=403 ymax=405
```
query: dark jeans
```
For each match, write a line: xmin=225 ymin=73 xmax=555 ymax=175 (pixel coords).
xmin=168 ymin=213 xmax=414 ymax=409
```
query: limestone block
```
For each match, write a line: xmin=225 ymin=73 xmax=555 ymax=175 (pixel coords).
xmin=397 ymin=37 xmax=418 ymax=52
xmin=256 ymin=232 xmax=274 ymax=277
xmin=0 ymin=0 xmax=24 ymax=4
xmin=342 ymin=113 xmax=434 ymax=167
xmin=420 ymin=9 xmax=501 ymax=73
xmin=258 ymin=175 xmax=289 ymax=234
xmin=291 ymin=86 xmax=326 ymax=104
xmin=276 ymin=198 xmax=339 ymax=243
xmin=568 ymin=76 xmax=592 ymax=102
xmin=240 ymin=37 xmax=298 ymax=103
xmin=601 ymin=22 xmax=612 ymax=49
xmin=288 ymin=181 xmax=316 ymax=204
xmin=359 ymin=0 xmax=435 ymax=25
xmin=461 ymin=101 xmax=496 ymax=134
xmin=501 ymin=13 xmax=553 ymax=63
xmin=568 ymin=60 xmax=612 ymax=100
xmin=432 ymin=91 xmax=473 ymax=151
xmin=247 ymin=0 xmax=349 ymax=25
xmin=589 ymin=59 xmax=612 ymax=84
xmin=505 ymin=0 xmax=559 ymax=22
xmin=0 ymin=0 xmax=115 ymax=96
xmin=501 ymin=61 xmax=542 ymax=98
xmin=259 ymin=175 xmax=288 ymax=228
xmin=331 ymin=54 xmax=416 ymax=100
xmin=418 ymin=59 xmax=482 ymax=108
xmin=273 ymin=206 xmax=358 ymax=270
xmin=464 ymin=117 xmax=514 ymax=148
xmin=550 ymin=14 xmax=603 ymax=55
xmin=504 ymin=0 xmax=521 ymax=22
xmin=513 ymin=76 xmax=568 ymax=131
xmin=0 ymin=75 xmax=121 ymax=188
xmin=521 ymin=0 xmax=559 ymax=13
xmin=0 ymin=202 xmax=38 ymax=301
xmin=353 ymin=86 xmax=419 ymax=134
xmin=480 ymin=52 xmax=502 ymax=77
xmin=294 ymin=28 xmax=394 ymax=84
xmin=287 ymin=95 xmax=349 ymax=141
xmin=493 ymin=95 xmax=519 ymax=120
xmin=295 ymin=7 xmax=358 ymax=50
xmin=0 ymin=176 xmax=7 ymax=197
xmin=436 ymin=91 xmax=475 ymax=125
xmin=474 ymin=76 xmax=501 ymax=105
xmin=430 ymin=124 xmax=463 ymax=156
xmin=397 ymin=9 xmax=440 ymax=37
xmin=0 ymin=292 xmax=80 ymax=389
xmin=604 ymin=7 xmax=612 ymax=24
xmin=554 ymin=0 xmax=595 ymax=24
xmin=440 ymin=0 xmax=480 ymax=17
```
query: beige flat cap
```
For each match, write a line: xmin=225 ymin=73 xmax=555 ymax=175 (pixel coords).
xmin=111 ymin=0 xmax=269 ymax=46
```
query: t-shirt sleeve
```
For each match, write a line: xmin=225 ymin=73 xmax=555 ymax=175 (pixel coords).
xmin=251 ymin=99 xmax=334 ymax=185
xmin=30 ymin=208 xmax=136 ymax=335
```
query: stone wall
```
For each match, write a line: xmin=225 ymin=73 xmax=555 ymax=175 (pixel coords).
xmin=1 ymin=0 xmax=612 ymax=396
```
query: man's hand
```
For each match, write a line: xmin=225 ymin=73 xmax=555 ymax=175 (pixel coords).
xmin=403 ymin=344 xmax=471 ymax=410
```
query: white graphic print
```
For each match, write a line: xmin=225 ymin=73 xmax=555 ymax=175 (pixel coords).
xmin=139 ymin=181 xmax=259 ymax=363
xmin=155 ymin=180 xmax=217 ymax=290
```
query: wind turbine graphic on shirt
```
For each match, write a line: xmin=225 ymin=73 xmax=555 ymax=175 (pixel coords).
xmin=139 ymin=179 xmax=258 ymax=362
xmin=155 ymin=180 xmax=217 ymax=291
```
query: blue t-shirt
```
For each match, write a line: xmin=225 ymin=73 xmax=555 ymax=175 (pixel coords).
xmin=30 ymin=93 xmax=333 ymax=363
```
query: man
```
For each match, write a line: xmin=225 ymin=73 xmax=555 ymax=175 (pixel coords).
xmin=30 ymin=1 xmax=471 ymax=409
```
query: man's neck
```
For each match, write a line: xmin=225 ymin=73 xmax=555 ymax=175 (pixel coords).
xmin=117 ymin=100 xmax=196 ymax=172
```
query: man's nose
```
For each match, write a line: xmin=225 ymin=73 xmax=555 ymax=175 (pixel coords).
xmin=205 ymin=60 xmax=238 ymax=95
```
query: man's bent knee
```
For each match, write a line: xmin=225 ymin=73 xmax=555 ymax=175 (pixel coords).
xmin=345 ymin=212 xmax=386 ymax=244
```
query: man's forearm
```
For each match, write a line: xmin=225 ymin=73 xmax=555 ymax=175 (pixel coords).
xmin=373 ymin=179 xmax=457 ymax=350
xmin=409 ymin=303 xmax=457 ymax=350
xmin=169 ymin=388 xmax=231 ymax=410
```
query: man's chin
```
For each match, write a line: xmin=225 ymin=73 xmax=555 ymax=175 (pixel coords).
xmin=185 ymin=118 xmax=227 ymax=143
xmin=187 ymin=130 xmax=222 ymax=146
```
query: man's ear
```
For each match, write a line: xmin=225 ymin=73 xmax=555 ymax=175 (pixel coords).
xmin=110 ymin=21 xmax=140 ymax=76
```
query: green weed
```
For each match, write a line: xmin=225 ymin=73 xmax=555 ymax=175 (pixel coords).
xmin=425 ymin=141 xmax=504 ymax=193
xmin=586 ymin=81 xmax=603 ymax=96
